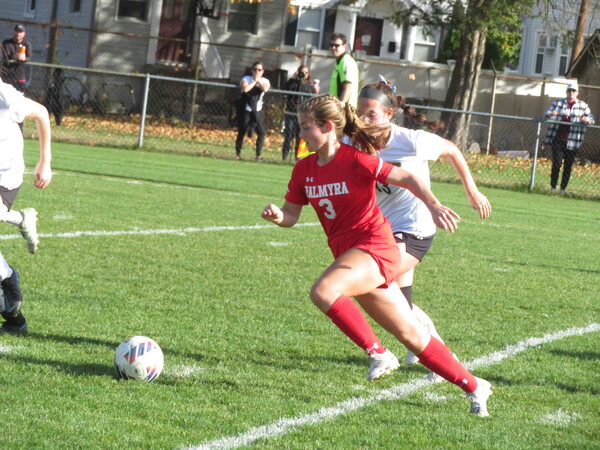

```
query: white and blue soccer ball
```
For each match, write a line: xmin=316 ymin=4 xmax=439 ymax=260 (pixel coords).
xmin=114 ymin=336 xmax=164 ymax=382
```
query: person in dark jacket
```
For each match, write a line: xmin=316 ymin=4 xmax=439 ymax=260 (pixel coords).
xmin=2 ymin=24 xmax=31 ymax=93
xmin=234 ymin=61 xmax=271 ymax=161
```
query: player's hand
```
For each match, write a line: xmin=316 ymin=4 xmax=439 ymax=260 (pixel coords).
xmin=261 ymin=203 xmax=283 ymax=224
xmin=469 ymin=191 xmax=491 ymax=219
xmin=33 ymin=162 xmax=52 ymax=189
xmin=430 ymin=204 xmax=460 ymax=233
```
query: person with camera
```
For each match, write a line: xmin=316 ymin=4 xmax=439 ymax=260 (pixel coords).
xmin=281 ymin=65 xmax=319 ymax=160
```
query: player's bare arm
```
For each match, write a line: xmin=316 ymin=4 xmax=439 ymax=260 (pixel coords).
xmin=261 ymin=201 xmax=302 ymax=227
xmin=440 ymin=141 xmax=491 ymax=219
xmin=386 ymin=166 xmax=460 ymax=233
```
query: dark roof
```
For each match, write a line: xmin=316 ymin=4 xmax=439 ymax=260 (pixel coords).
xmin=566 ymin=29 xmax=600 ymax=78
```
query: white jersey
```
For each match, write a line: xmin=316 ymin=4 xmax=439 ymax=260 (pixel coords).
xmin=0 ymin=81 xmax=28 ymax=189
xmin=375 ymin=124 xmax=445 ymax=237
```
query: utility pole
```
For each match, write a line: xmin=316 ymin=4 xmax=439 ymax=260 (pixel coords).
xmin=569 ymin=0 xmax=589 ymax=68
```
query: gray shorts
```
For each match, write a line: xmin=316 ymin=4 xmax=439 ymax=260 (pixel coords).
xmin=0 ymin=186 xmax=21 ymax=210
xmin=393 ymin=232 xmax=434 ymax=261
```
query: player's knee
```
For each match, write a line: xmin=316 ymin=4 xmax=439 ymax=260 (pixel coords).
xmin=309 ymin=281 xmax=336 ymax=312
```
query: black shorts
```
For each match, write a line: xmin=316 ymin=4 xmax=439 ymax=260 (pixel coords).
xmin=393 ymin=232 xmax=434 ymax=262
xmin=0 ymin=186 xmax=21 ymax=210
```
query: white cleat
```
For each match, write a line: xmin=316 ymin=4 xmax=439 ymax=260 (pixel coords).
xmin=19 ymin=208 xmax=39 ymax=254
xmin=467 ymin=377 xmax=493 ymax=417
xmin=366 ymin=349 xmax=400 ymax=381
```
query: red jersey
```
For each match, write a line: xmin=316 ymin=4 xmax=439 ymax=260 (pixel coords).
xmin=285 ymin=143 xmax=396 ymax=260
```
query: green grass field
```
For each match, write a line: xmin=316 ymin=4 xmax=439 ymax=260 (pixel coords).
xmin=1 ymin=141 xmax=598 ymax=449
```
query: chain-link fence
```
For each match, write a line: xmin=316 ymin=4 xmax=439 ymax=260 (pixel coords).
xmin=15 ymin=62 xmax=600 ymax=201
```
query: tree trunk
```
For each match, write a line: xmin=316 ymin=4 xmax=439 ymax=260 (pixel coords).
xmin=441 ymin=0 xmax=493 ymax=152
xmin=570 ymin=0 xmax=589 ymax=68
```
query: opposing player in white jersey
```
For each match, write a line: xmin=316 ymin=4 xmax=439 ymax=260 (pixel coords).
xmin=0 ymin=78 xmax=53 ymax=334
xmin=356 ymin=78 xmax=491 ymax=365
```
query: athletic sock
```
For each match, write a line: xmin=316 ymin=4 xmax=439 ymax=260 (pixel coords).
xmin=326 ymin=296 xmax=386 ymax=355
xmin=417 ymin=336 xmax=477 ymax=393
xmin=0 ymin=210 xmax=23 ymax=227
xmin=400 ymin=285 xmax=413 ymax=309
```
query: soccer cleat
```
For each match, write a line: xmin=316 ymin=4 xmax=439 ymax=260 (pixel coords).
xmin=1 ymin=268 xmax=23 ymax=314
xmin=19 ymin=208 xmax=39 ymax=254
xmin=0 ymin=319 xmax=28 ymax=335
xmin=366 ymin=349 xmax=400 ymax=381
xmin=467 ymin=377 xmax=493 ymax=417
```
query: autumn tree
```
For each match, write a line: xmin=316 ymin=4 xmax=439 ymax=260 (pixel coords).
xmin=389 ymin=0 xmax=537 ymax=150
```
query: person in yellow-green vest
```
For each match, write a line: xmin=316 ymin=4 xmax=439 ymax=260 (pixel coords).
xmin=329 ymin=33 xmax=359 ymax=108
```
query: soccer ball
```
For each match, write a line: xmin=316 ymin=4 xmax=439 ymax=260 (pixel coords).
xmin=114 ymin=336 xmax=164 ymax=382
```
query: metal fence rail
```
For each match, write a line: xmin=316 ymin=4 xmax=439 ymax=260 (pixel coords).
xmin=17 ymin=62 xmax=600 ymax=201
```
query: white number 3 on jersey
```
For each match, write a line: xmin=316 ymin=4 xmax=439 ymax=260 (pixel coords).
xmin=318 ymin=199 xmax=336 ymax=219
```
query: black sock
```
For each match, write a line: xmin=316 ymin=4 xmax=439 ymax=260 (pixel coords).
xmin=400 ymin=286 xmax=413 ymax=309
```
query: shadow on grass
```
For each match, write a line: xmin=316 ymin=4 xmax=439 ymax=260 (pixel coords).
xmin=549 ymin=349 xmax=600 ymax=361
xmin=488 ymin=257 xmax=600 ymax=275
xmin=0 ymin=352 xmax=113 ymax=377
xmin=12 ymin=331 xmax=209 ymax=361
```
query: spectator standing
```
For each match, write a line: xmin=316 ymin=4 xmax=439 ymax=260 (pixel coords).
xmin=235 ymin=61 xmax=271 ymax=161
xmin=281 ymin=65 xmax=319 ymax=160
xmin=2 ymin=24 xmax=31 ymax=93
xmin=543 ymin=82 xmax=595 ymax=195
xmin=329 ymin=33 xmax=359 ymax=108
xmin=0 ymin=78 xmax=53 ymax=334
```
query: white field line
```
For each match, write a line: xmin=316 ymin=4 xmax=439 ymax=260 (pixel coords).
xmin=187 ymin=323 xmax=600 ymax=450
xmin=0 ymin=222 xmax=322 ymax=242
xmin=0 ymin=218 xmax=591 ymax=243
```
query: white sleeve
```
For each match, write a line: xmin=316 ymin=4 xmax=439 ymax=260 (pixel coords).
xmin=414 ymin=130 xmax=446 ymax=161
xmin=0 ymin=82 xmax=31 ymax=124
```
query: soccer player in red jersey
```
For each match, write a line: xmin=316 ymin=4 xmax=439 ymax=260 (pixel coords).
xmin=261 ymin=94 xmax=492 ymax=416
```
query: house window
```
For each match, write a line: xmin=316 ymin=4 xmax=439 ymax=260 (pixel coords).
xmin=284 ymin=8 xmax=336 ymax=50
xmin=535 ymin=33 xmax=561 ymax=75
xmin=228 ymin=2 xmax=259 ymax=34
xmin=558 ymin=41 xmax=569 ymax=76
xmin=118 ymin=0 xmax=150 ymax=21
xmin=24 ymin=0 xmax=37 ymax=17
xmin=534 ymin=33 xmax=547 ymax=74
xmin=70 ymin=0 xmax=82 ymax=13
xmin=296 ymin=8 xmax=323 ymax=48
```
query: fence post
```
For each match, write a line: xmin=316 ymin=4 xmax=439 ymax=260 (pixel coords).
xmin=138 ymin=73 xmax=151 ymax=148
xmin=529 ymin=119 xmax=543 ymax=191
xmin=485 ymin=72 xmax=498 ymax=155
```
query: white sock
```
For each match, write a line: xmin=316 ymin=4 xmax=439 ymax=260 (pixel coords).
xmin=0 ymin=253 xmax=12 ymax=280
xmin=0 ymin=210 xmax=23 ymax=227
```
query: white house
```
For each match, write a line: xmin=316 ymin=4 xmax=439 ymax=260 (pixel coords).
xmin=3 ymin=0 xmax=599 ymax=82
xmin=517 ymin=2 xmax=600 ymax=78
xmin=0 ymin=0 xmax=443 ymax=83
